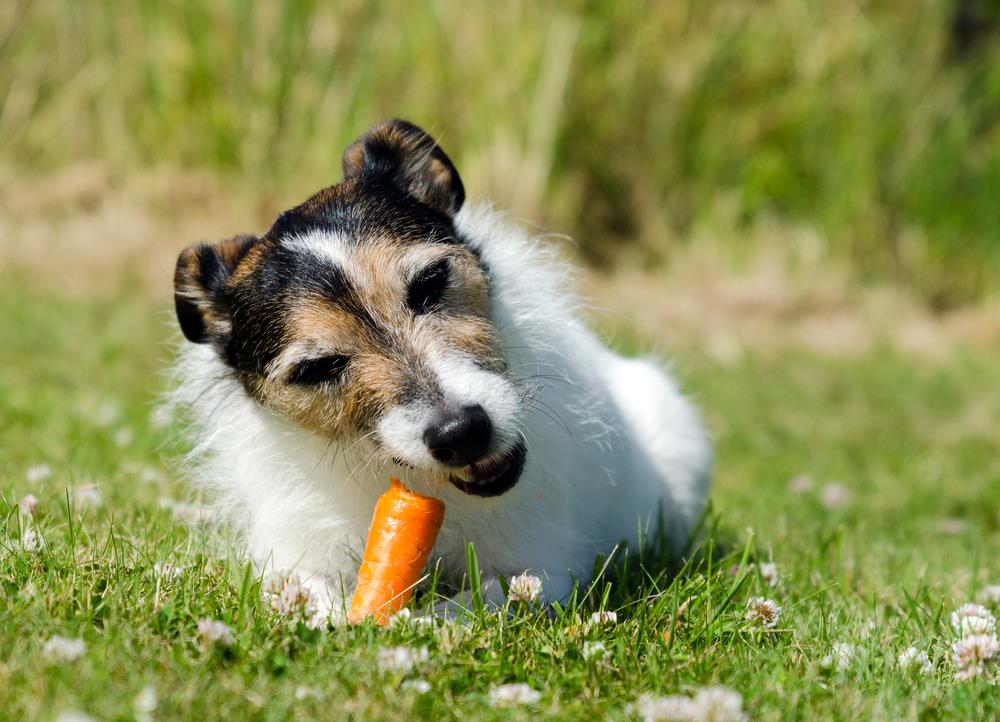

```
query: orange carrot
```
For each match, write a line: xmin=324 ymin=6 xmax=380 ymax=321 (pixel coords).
xmin=348 ymin=477 xmax=445 ymax=624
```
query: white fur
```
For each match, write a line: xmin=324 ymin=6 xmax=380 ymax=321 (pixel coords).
xmin=377 ymin=353 xmax=524 ymax=471
xmin=283 ymin=230 xmax=353 ymax=271
xmin=171 ymin=204 xmax=711 ymax=620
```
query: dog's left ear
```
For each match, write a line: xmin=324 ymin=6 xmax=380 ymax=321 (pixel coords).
xmin=342 ymin=119 xmax=465 ymax=216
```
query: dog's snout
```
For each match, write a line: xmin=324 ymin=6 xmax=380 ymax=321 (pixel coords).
xmin=423 ymin=404 xmax=492 ymax=466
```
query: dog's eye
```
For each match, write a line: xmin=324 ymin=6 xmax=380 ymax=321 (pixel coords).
xmin=287 ymin=355 xmax=350 ymax=386
xmin=407 ymin=259 xmax=450 ymax=315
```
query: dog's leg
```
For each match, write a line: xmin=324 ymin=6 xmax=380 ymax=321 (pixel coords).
xmin=297 ymin=571 xmax=350 ymax=627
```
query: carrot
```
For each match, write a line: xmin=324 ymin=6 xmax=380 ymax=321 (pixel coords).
xmin=348 ymin=477 xmax=445 ymax=624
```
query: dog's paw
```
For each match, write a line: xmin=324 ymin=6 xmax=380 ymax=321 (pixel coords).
xmin=272 ymin=571 xmax=348 ymax=628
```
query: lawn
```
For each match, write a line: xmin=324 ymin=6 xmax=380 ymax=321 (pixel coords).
xmin=4 ymin=2 xmax=999 ymax=718
xmin=2 ymin=279 xmax=998 ymax=721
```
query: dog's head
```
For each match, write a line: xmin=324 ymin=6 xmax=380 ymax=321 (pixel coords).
xmin=174 ymin=120 xmax=525 ymax=496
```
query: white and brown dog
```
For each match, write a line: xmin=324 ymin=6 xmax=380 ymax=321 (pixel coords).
xmin=172 ymin=119 xmax=710 ymax=622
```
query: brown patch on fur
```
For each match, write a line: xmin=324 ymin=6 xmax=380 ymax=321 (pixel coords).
xmin=222 ymin=236 xmax=266 ymax=284
xmin=250 ymin=237 xmax=500 ymax=441
xmin=216 ymin=234 xmax=258 ymax=272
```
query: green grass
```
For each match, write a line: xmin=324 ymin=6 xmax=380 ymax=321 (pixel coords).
xmin=3 ymin=1 xmax=1000 ymax=302
xmin=2 ymin=280 xmax=999 ymax=721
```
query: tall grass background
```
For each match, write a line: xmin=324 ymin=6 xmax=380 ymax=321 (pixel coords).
xmin=2 ymin=0 xmax=999 ymax=305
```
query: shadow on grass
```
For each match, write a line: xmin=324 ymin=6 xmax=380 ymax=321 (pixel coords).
xmin=410 ymin=503 xmax=772 ymax=639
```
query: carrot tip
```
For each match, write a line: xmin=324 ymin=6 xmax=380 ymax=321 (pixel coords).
xmin=349 ymin=477 xmax=445 ymax=625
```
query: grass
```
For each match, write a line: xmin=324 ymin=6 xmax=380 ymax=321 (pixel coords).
xmin=3 ymin=1 xmax=1000 ymax=302
xmin=2 ymin=278 xmax=998 ymax=721
xmin=4 ymin=3 xmax=998 ymax=717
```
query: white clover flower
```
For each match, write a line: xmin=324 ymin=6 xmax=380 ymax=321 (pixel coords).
xmin=376 ymin=646 xmax=429 ymax=674
xmin=196 ymin=618 xmax=233 ymax=647
xmin=386 ymin=608 xmax=435 ymax=629
xmin=43 ymin=636 xmax=86 ymax=663
xmin=488 ymin=683 xmax=541 ymax=707
xmin=938 ymin=518 xmax=965 ymax=536
xmin=54 ymin=712 xmax=96 ymax=722
xmin=73 ymin=484 xmax=104 ymax=510
xmin=857 ymin=618 xmax=879 ymax=640
xmin=434 ymin=618 xmax=470 ymax=654
xmin=787 ymin=473 xmax=813 ymax=494
xmin=951 ymin=603 xmax=997 ymax=637
xmin=21 ymin=526 xmax=45 ymax=553
xmin=819 ymin=483 xmax=851 ymax=509
xmin=757 ymin=562 xmax=780 ymax=588
xmin=388 ymin=608 xmax=412 ymax=627
xmin=590 ymin=610 xmax=618 ymax=626
xmin=897 ymin=647 xmax=932 ymax=676
xmin=153 ymin=562 xmax=184 ymax=580
xmin=582 ymin=641 xmax=609 ymax=661
xmin=402 ymin=679 xmax=432 ymax=694
xmin=19 ymin=494 xmax=39 ymax=517
xmin=149 ymin=404 xmax=174 ymax=430
xmin=821 ymin=642 xmax=857 ymax=671
xmin=113 ymin=428 xmax=134 ymax=448
xmin=952 ymin=634 xmax=998 ymax=681
xmin=134 ymin=684 xmax=157 ymax=720
xmin=159 ymin=497 xmax=215 ymax=526
xmin=507 ymin=573 xmax=543 ymax=603
xmin=634 ymin=693 xmax=695 ymax=722
xmin=979 ymin=585 xmax=1000 ymax=607
xmin=92 ymin=400 xmax=121 ymax=427
xmin=690 ymin=686 xmax=747 ymax=722
xmin=262 ymin=571 xmax=321 ymax=625
xmin=26 ymin=464 xmax=52 ymax=484
xmin=138 ymin=466 xmax=162 ymax=485
xmin=744 ymin=597 xmax=781 ymax=629
xmin=294 ymin=685 xmax=320 ymax=700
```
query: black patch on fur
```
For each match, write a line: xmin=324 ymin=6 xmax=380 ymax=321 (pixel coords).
xmin=407 ymin=258 xmax=450 ymax=314
xmin=343 ymin=119 xmax=465 ymax=216
xmin=314 ymin=264 xmax=353 ymax=306
xmin=195 ymin=245 xmax=223 ymax=292
xmin=288 ymin=355 xmax=350 ymax=385
xmin=175 ymin=294 xmax=208 ymax=343
xmin=267 ymin=181 xmax=460 ymax=250
xmin=176 ymin=121 xmax=481 ymax=381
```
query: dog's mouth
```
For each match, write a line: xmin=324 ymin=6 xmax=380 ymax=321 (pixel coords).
xmin=447 ymin=439 xmax=527 ymax=497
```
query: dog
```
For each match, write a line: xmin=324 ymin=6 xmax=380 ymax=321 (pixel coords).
xmin=171 ymin=119 xmax=711 ymax=622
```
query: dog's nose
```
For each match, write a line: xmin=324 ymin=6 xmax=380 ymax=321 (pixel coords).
xmin=423 ymin=404 xmax=493 ymax=467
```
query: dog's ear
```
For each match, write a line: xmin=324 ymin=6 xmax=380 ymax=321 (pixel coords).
xmin=173 ymin=234 xmax=258 ymax=344
xmin=342 ymin=119 xmax=465 ymax=216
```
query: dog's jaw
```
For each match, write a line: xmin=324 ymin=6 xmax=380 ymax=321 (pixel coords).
xmin=446 ymin=437 xmax=527 ymax=497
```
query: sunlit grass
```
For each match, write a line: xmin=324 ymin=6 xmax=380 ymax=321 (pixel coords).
xmin=1 ymin=282 xmax=998 ymax=720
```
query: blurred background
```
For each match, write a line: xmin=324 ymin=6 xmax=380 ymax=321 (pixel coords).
xmin=1 ymin=0 xmax=999 ymax=354
xmin=3 ymin=7 xmax=1000 ymax=719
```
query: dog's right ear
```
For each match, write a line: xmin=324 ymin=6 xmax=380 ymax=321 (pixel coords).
xmin=173 ymin=234 xmax=258 ymax=344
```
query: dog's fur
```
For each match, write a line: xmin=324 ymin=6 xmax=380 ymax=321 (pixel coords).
xmin=171 ymin=120 xmax=711 ymax=621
